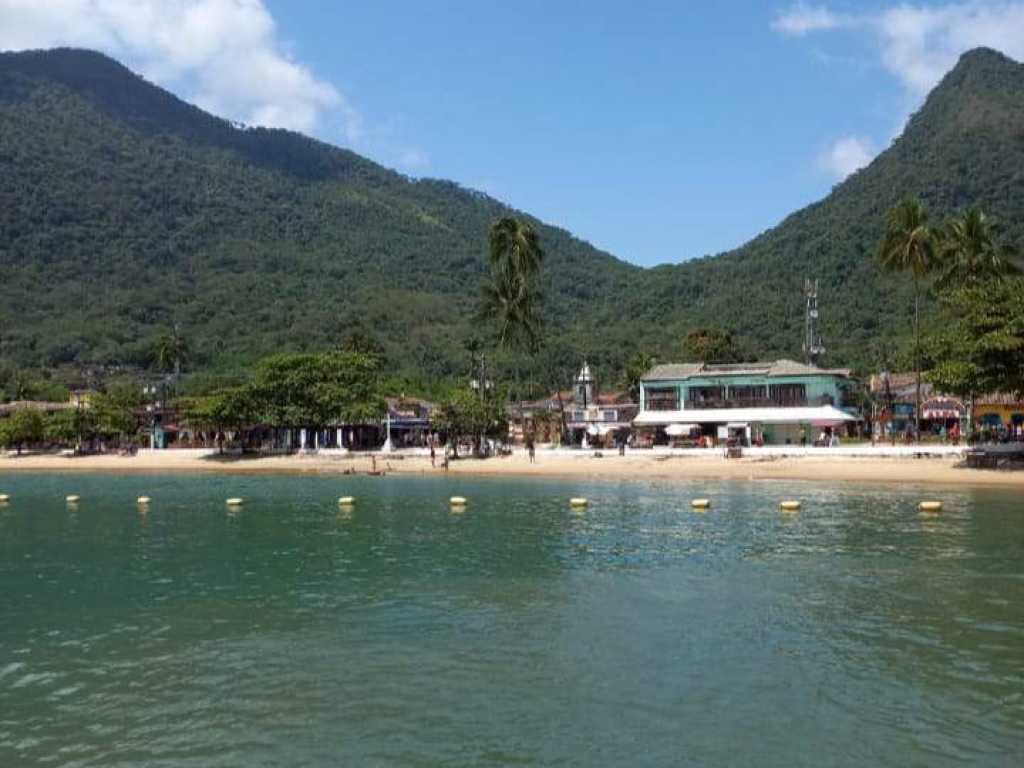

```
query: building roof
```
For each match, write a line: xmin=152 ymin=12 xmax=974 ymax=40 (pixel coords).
xmin=869 ymin=373 xmax=1023 ymax=406
xmin=642 ymin=359 xmax=852 ymax=382
xmin=0 ymin=400 xmax=76 ymax=416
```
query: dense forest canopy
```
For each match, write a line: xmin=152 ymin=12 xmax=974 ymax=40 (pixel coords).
xmin=2 ymin=47 xmax=1024 ymax=391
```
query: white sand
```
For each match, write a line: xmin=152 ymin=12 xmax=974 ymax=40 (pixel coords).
xmin=1 ymin=447 xmax=1021 ymax=488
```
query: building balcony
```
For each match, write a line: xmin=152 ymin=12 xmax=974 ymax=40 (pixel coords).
xmin=683 ymin=395 xmax=836 ymax=410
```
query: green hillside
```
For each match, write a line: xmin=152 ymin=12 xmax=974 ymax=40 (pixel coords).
xmin=2 ymin=47 xmax=1023 ymax=385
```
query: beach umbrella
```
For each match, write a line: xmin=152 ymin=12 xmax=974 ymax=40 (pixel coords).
xmin=664 ymin=423 xmax=697 ymax=436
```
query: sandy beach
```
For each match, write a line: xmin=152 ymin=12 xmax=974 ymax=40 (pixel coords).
xmin=1 ymin=447 xmax=1022 ymax=488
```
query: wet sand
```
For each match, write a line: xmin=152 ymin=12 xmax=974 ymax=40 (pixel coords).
xmin=1 ymin=448 xmax=1022 ymax=488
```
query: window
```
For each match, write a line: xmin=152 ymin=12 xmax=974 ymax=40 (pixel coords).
xmin=687 ymin=386 xmax=724 ymax=408
xmin=601 ymin=410 xmax=617 ymax=422
xmin=645 ymin=387 xmax=679 ymax=411
xmin=769 ymin=383 xmax=807 ymax=406
xmin=571 ymin=410 xmax=586 ymax=422
xmin=728 ymin=385 xmax=767 ymax=402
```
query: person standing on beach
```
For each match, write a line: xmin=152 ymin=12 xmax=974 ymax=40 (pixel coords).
xmin=430 ymin=442 xmax=436 ymax=467
xmin=527 ymin=437 xmax=536 ymax=464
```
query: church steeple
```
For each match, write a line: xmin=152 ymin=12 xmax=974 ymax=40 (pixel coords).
xmin=575 ymin=361 xmax=595 ymax=407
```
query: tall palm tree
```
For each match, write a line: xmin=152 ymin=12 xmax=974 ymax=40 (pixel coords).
xmin=936 ymin=207 xmax=1020 ymax=290
xmin=878 ymin=197 xmax=937 ymax=441
xmin=153 ymin=325 xmax=189 ymax=378
xmin=482 ymin=217 xmax=545 ymax=352
xmin=623 ymin=351 xmax=655 ymax=402
xmin=488 ymin=216 xmax=544 ymax=283
xmin=480 ymin=267 xmax=541 ymax=351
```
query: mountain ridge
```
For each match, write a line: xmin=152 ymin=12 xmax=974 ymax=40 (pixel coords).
xmin=1 ymin=46 xmax=1023 ymax=381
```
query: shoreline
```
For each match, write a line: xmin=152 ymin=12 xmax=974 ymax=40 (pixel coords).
xmin=1 ymin=448 xmax=1022 ymax=488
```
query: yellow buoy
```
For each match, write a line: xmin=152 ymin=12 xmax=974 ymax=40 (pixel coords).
xmin=450 ymin=496 xmax=467 ymax=506
xmin=338 ymin=496 xmax=355 ymax=505
xmin=0 ymin=494 xmax=9 ymax=503
xmin=919 ymin=501 xmax=943 ymax=512
xmin=137 ymin=496 xmax=151 ymax=505
xmin=569 ymin=497 xmax=588 ymax=507
xmin=66 ymin=495 xmax=81 ymax=503
xmin=226 ymin=497 xmax=244 ymax=506
xmin=780 ymin=500 xmax=801 ymax=512
xmin=691 ymin=499 xmax=711 ymax=509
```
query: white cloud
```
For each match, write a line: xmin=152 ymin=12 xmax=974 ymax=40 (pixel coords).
xmin=772 ymin=4 xmax=847 ymax=36
xmin=774 ymin=2 xmax=1024 ymax=96
xmin=0 ymin=0 xmax=430 ymax=172
xmin=777 ymin=3 xmax=1024 ymax=177
xmin=0 ymin=0 xmax=342 ymax=135
xmin=818 ymin=135 xmax=875 ymax=179
xmin=876 ymin=3 xmax=1024 ymax=96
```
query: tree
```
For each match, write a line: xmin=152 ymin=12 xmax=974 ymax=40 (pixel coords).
xmin=178 ymin=389 xmax=257 ymax=452
xmin=153 ymin=325 xmax=189 ymax=377
xmin=432 ymin=385 xmax=507 ymax=457
xmin=45 ymin=407 xmax=95 ymax=448
xmin=246 ymin=351 xmax=385 ymax=428
xmin=92 ymin=384 xmax=143 ymax=443
xmin=339 ymin=330 xmax=385 ymax=361
xmin=927 ymin=278 xmax=1024 ymax=422
xmin=878 ymin=197 xmax=938 ymax=440
xmin=935 ymin=207 xmax=1021 ymax=290
xmin=623 ymin=351 xmax=655 ymax=401
xmin=2 ymin=408 xmax=45 ymax=453
xmin=481 ymin=217 xmax=545 ymax=352
xmin=682 ymin=328 xmax=739 ymax=363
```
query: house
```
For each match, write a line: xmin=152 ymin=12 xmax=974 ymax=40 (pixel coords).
xmin=869 ymin=373 xmax=1023 ymax=439
xmin=634 ymin=360 xmax=858 ymax=446
xmin=564 ymin=362 xmax=637 ymax=447
xmin=509 ymin=362 xmax=638 ymax=447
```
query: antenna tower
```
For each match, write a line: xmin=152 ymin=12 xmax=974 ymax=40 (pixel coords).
xmin=803 ymin=279 xmax=825 ymax=365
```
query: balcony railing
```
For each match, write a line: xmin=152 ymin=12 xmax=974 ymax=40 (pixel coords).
xmin=645 ymin=399 xmax=680 ymax=411
xmin=683 ymin=395 xmax=836 ymax=410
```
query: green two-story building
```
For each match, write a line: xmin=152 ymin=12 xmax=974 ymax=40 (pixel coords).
xmin=634 ymin=360 xmax=859 ymax=445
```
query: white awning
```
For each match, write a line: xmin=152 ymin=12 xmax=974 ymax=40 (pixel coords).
xmin=634 ymin=405 xmax=858 ymax=426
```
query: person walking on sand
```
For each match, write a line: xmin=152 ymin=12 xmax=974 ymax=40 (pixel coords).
xmin=527 ymin=437 xmax=536 ymax=464
xmin=430 ymin=442 xmax=436 ymax=468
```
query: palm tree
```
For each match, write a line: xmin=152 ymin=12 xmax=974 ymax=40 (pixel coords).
xmin=936 ymin=207 xmax=1020 ymax=290
xmin=480 ymin=268 xmax=542 ymax=351
xmin=481 ymin=217 xmax=545 ymax=352
xmin=153 ymin=324 xmax=189 ymax=378
xmin=488 ymin=216 xmax=544 ymax=283
xmin=878 ymin=197 xmax=938 ymax=441
xmin=623 ymin=351 xmax=655 ymax=402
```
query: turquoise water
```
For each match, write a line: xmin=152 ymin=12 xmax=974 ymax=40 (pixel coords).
xmin=1 ymin=473 xmax=1022 ymax=767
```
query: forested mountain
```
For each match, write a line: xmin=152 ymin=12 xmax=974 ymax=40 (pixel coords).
xmin=1 ymin=47 xmax=1023 ymax=384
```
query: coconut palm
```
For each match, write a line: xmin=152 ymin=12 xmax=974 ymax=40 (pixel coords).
xmin=623 ymin=351 xmax=655 ymax=402
xmin=878 ymin=197 xmax=938 ymax=441
xmin=488 ymin=216 xmax=544 ymax=282
xmin=936 ymin=207 xmax=1020 ymax=290
xmin=482 ymin=217 xmax=544 ymax=352
xmin=480 ymin=267 xmax=541 ymax=351
xmin=153 ymin=325 xmax=189 ymax=378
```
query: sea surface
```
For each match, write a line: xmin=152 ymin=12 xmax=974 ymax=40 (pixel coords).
xmin=1 ymin=472 xmax=1022 ymax=767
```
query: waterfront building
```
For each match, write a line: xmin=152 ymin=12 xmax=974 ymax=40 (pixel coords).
xmin=869 ymin=373 xmax=1023 ymax=440
xmin=510 ymin=362 xmax=637 ymax=447
xmin=634 ymin=360 xmax=858 ymax=446
xmin=565 ymin=362 xmax=637 ymax=448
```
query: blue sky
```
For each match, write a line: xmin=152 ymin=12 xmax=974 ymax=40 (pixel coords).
xmin=3 ymin=1 xmax=1024 ymax=265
